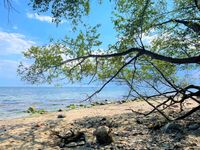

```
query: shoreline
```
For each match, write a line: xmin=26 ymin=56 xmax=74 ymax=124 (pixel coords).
xmin=0 ymin=98 xmax=199 ymax=126
xmin=0 ymin=99 xmax=128 ymax=121
xmin=0 ymin=99 xmax=199 ymax=149
xmin=0 ymin=100 xmax=144 ymax=126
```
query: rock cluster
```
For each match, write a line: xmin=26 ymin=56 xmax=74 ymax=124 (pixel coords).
xmin=50 ymin=111 xmax=200 ymax=149
xmin=52 ymin=128 xmax=86 ymax=148
xmin=1 ymin=104 xmax=200 ymax=149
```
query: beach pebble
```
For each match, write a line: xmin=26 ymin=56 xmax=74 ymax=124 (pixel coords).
xmin=57 ymin=114 xmax=65 ymax=118
xmin=65 ymin=142 xmax=78 ymax=147
xmin=77 ymin=141 xmax=85 ymax=146
xmin=35 ymin=123 xmax=41 ymax=128
xmin=57 ymin=109 xmax=63 ymax=112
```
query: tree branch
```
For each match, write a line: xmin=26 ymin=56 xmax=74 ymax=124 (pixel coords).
xmin=61 ymin=47 xmax=200 ymax=66
xmin=194 ymin=0 xmax=200 ymax=11
xmin=175 ymin=105 xmax=200 ymax=120
xmin=154 ymin=19 xmax=200 ymax=34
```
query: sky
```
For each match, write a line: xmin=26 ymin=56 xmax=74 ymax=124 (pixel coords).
xmin=0 ymin=0 xmax=116 ymax=87
xmin=0 ymin=1 xmax=199 ymax=87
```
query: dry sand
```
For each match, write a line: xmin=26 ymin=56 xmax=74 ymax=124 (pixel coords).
xmin=0 ymin=100 xmax=199 ymax=150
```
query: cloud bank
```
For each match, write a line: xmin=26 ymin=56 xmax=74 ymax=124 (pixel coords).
xmin=0 ymin=31 xmax=35 ymax=55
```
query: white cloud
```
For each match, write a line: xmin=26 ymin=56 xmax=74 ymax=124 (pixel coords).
xmin=142 ymin=33 xmax=158 ymax=45
xmin=26 ymin=12 xmax=67 ymax=24
xmin=27 ymin=12 xmax=53 ymax=23
xmin=141 ymin=29 xmax=158 ymax=46
xmin=118 ymin=32 xmax=158 ymax=47
xmin=0 ymin=31 xmax=35 ymax=55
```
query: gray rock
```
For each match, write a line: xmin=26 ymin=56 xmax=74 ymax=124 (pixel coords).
xmin=174 ymin=132 xmax=184 ymax=141
xmin=57 ymin=109 xmax=63 ymax=112
xmin=162 ymin=122 xmax=183 ymax=133
xmin=162 ymin=143 xmax=171 ymax=149
xmin=188 ymin=142 xmax=197 ymax=147
xmin=77 ymin=141 xmax=85 ymax=146
xmin=91 ymin=102 xmax=101 ymax=106
xmin=173 ymin=142 xmax=183 ymax=149
xmin=188 ymin=123 xmax=200 ymax=130
xmin=59 ymin=130 xmax=73 ymax=138
xmin=59 ymin=141 xmax=65 ymax=148
xmin=93 ymin=126 xmax=113 ymax=145
xmin=190 ymin=128 xmax=200 ymax=136
xmin=65 ymin=142 xmax=78 ymax=147
xmin=121 ymin=100 xmax=126 ymax=103
xmin=104 ymin=100 xmax=112 ymax=104
xmin=99 ymin=102 xmax=105 ymax=105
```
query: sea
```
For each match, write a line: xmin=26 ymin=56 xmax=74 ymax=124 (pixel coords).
xmin=0 ymin=86 xmax=129 ymax=119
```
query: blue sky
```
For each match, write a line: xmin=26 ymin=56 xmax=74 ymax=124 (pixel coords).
xmin=0 ymin=0 xmax=116 ymax=87
xmin=0 ymin=1 xmax=199 ymax=87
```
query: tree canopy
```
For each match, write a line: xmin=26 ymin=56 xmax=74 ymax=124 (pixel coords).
xmin=18 ymin=0 xmax=200 ymax=120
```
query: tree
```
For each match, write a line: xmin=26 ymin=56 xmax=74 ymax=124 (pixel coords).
xmin=18 ymin=0 xmax=200 ymax=120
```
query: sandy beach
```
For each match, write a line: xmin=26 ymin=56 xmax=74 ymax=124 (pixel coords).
xmin=0 ymin=100 xmax=200 ymax=149
xmin=0 ymin=100 xmax=149 ymax=126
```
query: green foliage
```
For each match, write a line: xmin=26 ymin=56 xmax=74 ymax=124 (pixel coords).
xmin=66 ymin=104 xmax=77 ymax=109
xmin=18 ymin=0 xmax=200 ymax=97
xmin=29 ymin=0 xmax=103 ymax=29
xmin=79 ymin=104 xmax=89 ymax=108
xmin=66 ymin=104 xmax=89 ymax=109
xmin=26 ymin=106 xmax=46 ymax=114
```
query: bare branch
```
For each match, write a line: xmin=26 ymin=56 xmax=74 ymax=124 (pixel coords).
xmin=176 ymin=105 xmax=200 ymax=120
xmin=82 ymin=53 xmax=141 ymax=102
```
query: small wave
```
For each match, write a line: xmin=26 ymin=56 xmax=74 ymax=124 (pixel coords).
xmin=0 ymin=100 xmax=20 ymax=105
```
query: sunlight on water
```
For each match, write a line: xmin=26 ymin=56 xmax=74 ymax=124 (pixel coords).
xmin=0 ymin=86 xmax=128 ymax=119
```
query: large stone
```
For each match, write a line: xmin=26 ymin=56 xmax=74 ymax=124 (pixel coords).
xmin=93 ymin=126 xmax=113 ymax=145
xmin=162 ymin=122 xmax=183 ymax=133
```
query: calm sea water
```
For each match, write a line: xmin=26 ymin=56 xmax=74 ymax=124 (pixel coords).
xmin=0 ymin=86 xmax=128 ymax=119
